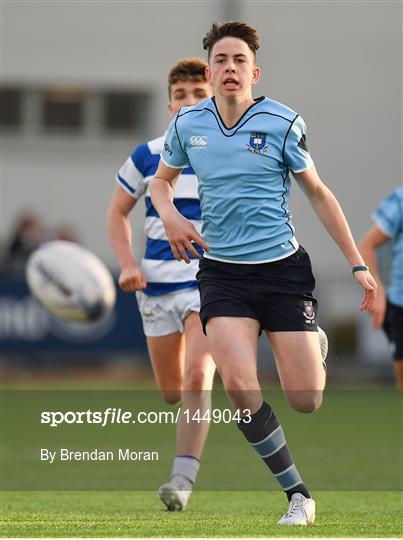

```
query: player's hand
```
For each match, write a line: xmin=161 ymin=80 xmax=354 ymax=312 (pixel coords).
xmin=163 ymin=212 xmax=209 ymax=264
xmin=367 ymin=282 xmax=386 ymax=329
xmin=118 ymin=264 xmax=147 ymax=292
xmin=353 ymin=270 xmax=377 ymax=313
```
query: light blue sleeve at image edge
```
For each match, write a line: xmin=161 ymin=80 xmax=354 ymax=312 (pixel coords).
xmin=160 ymin=115 xmax=190 ymax=169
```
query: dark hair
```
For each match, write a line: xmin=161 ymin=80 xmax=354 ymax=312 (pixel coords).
xmin=203 ymin=21 xmax=260 ymax=59
xmin=168 ymin=57 xmax=208 ymax=98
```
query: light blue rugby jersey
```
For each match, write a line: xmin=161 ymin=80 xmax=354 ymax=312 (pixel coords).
xmin=373 ymin=187 xmax=403 ymax=307
xmin=116 ymin=135 xmax=202 ymax=296
xmin=161 ymin=96 xmax=313 ymax=263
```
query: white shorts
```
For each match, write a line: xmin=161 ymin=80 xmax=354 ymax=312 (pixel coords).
xmin=136 ymin=287 xmax=201 ymax=337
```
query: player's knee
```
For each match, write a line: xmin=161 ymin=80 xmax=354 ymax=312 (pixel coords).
xmin=183 ymin=366 xmax=208 ymax=391
xmin=161 ymin=389 xmax=182 ymax=405
xmin=287 ymin=391 xmax=322 ymax=413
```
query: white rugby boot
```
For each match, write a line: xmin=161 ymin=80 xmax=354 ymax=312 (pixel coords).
xmin=317 ymin=326 xmax=328 ymax=369
xmin=277 ymin=493 xmax=316 ymax=526
xmin=158 ymin=474 xmax=192 ymax=511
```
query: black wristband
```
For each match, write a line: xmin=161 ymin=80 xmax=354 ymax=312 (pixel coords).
xmin=352 ymin=265 xmax=369 ymax=274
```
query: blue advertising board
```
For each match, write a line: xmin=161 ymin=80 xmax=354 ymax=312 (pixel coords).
xmin=1 ymin=273 xmax=147 ymax=354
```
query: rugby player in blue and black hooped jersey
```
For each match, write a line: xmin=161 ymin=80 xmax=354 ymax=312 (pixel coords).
xmin=360 ymin=187 xmax=403 ymax=389
xmin=108 ymin=59 xmax=215 ymax=511
xmin=151 ymin=22 xmax=377 ymax=526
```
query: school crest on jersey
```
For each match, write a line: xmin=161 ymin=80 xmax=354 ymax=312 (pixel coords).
xmin=303 ymin=301 xmax=315 ymax=324
xmin=246 ymin=132 xmax=269 ymax=154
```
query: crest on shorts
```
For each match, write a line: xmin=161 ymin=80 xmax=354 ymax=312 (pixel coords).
xmin=246 ymin=132 xmax=268 ymax=154
xmin=303 ymin=301 xmax=315 ymax=321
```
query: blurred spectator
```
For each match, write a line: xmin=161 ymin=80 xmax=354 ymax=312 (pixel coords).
xmin=4 ymin=212 xmax=46 ymax=271
xmin=2 ymin=213 xmax=81 ymax=273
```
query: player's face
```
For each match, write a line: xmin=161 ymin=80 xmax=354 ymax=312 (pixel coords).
xmin=206 ymin=37 xmax=260 ymax=100
xmin=168 ymin=80 xmax=212 ymax=115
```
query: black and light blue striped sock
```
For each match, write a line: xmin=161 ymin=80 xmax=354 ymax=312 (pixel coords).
xmin=238 ymin=401 xmax=310 ymax=501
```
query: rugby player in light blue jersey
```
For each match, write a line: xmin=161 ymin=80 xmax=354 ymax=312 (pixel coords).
xmin=360 ymin=187 xmax=403 ymax=389
xmin=151 ymin=22 xmax=377 ymax=526
xmin=108 ymin=58 xmax=215 ymax=511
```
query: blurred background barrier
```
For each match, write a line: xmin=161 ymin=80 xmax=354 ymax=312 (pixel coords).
xmin=0 ymin=272 xmax=147 ymax=368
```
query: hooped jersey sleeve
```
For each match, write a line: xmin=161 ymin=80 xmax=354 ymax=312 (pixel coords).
xmin=116 ymin=144 xmax=148 ymax=199
xmin=160 ymin=115 xmax=190 ymax=169
xmin=283 ymin=115 xmax=313 ymax=173
xmin=373 ymin=190 xmax=402 ymax=239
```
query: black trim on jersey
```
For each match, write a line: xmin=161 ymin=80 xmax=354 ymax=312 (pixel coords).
xmin=211 ymin=96 xmax=265 ymax=130
xmin=206 ymin=110 xmax=293 ymax=137
xmin=174 ymin=109 xmax=187 ymax=156
xmin=281 ymin=167 xmax=295 ymax=239
xmin=297 ymin=134 xmax=309 ymax=152
xmin=281 ymin=113 xmax=299 ymax=164
xmin=178 ymin=107 xmax=294 ymax=139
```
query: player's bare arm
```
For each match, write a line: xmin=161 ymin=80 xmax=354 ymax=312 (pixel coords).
xmin=294 ymin=165 xmax=377 ymax=312
xmin=151 ymin=161 xmax=209 ymax=263
xmin=107 ymin=185 xmax=147 ymax=292
xmin=359 ymin=224 xmax=390 ymax=328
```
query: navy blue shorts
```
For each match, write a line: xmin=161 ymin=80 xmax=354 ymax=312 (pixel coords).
xmin=196 ymin=246 xmax=318 ymax=335
xmin=383 ymin=300 xmax=403 ymax=360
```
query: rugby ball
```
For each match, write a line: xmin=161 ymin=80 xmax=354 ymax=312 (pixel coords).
xmin=26 ymin=241 xmax=116 ymax=322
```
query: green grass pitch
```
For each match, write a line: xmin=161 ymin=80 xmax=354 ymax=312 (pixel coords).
xmin=1 ymin=384 xmax=402 ymax=536
xmin=1 ymin=490 xmax=402 ymax=537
